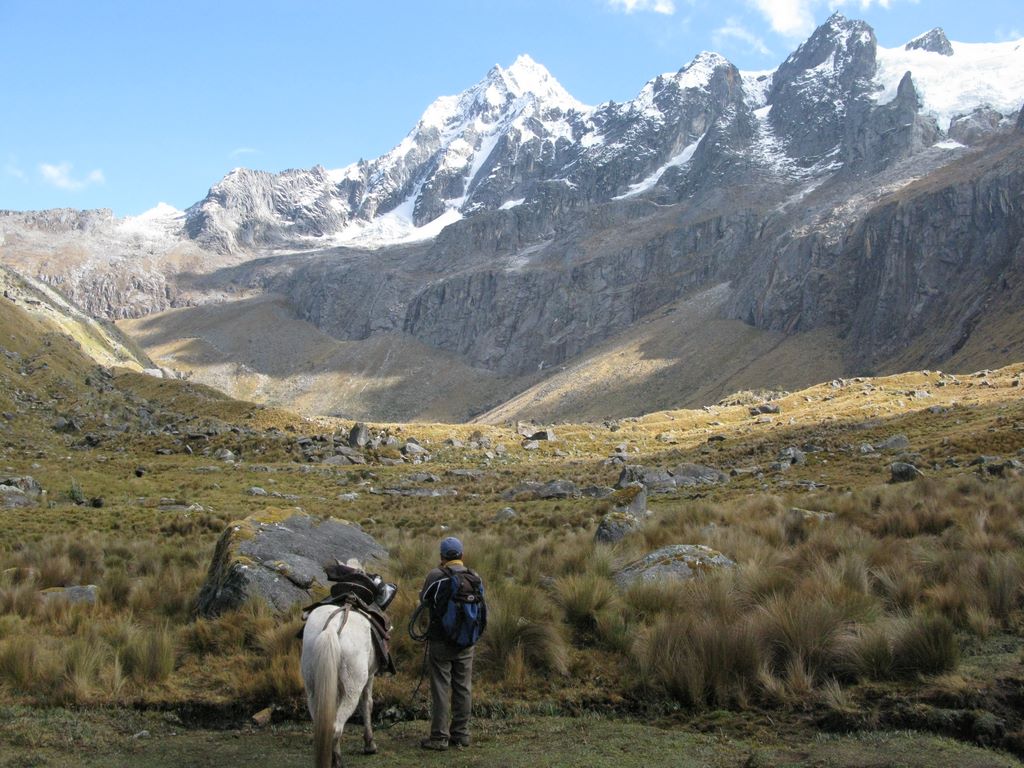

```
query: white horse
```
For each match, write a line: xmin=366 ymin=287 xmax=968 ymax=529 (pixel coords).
xmin=301 ymin=603 xmax=379 ymax=768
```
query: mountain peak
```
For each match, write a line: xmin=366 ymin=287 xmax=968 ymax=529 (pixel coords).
xmin=905 ymin=27 xmax=954 ymax=56
xmin=487 ymin=54 xmax=586 ymax=112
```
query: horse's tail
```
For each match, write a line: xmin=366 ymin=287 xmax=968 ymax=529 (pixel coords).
xmin=312 ymin=616 xmax=342 ymax=768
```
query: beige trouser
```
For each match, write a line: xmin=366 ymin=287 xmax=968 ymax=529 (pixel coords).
xmin=427 ymin=640 xmax=474 ymax=742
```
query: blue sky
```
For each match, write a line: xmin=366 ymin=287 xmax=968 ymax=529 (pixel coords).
xmin=2 ymin=0 xmax=1021 ymax=216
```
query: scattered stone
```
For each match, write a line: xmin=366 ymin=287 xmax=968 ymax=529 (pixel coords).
xmin=134 ymin=466 xmax=147 ymax=477
xmin=580 ymin=485 xmax=614 ymax=499
xmin=749 ymin=403 xmax=781 ymax=416
xmin=252 ymin=708 xmax=273 ymax=728
xmin=215 ymin=448 xmax=235 ymax=461
xmin=248 ymin=487 xmax=268 ymax=497
xmin=614 ymin=545 xmax=735 ymax=588
xmin=528 ymin=429 xmax=556 ymax=442
xmin=594 ymin=512 xmax=642 ymax=544
xmin=447 ymin=469 xmax=484 ymax=479
xmin=610 ymin=482 xmax=648 ymax=518
xmin=323 ymin=454 xmax=356 ymax=466
xmin=616 ymin=465 xmax=675 ymax=493
xmin=777 ymin=446 xmax=806 ymax=465
xmin=377 ymin=487 xmax=456 ymax=498
xmin=349 ymin=423 xmax=370 ymax=448
xmin=494 ymin=444 xmax=507 ymax=456
xmin=926 ymin=405 xmax=949 ymax=415
xmin=890 ymin=462 xmax=924 ymax=483
xmin=522 ymin=440 xmax=540 ymax=451
xmin=132 ymin=730 xmax=151 ymax=740
xmin=402 ymin=442 xmax=428 ymax=457
xmin=859 ymin=443 xmax=875 ymax=454
xmin=404 ymin=472 xmax=440 ymax=484
xmin=337 ymin=492 xmax=359 ymax=502
xmin=492 ymin=507 xmax=517 ymax=522
xmin=672 ymin=463 xmax=730 ymax=487
xmin=40 ymin=585 xmax=98 ymax=605
xmin=874 ymin=434 xmax=910 ymax=452
xmin=707 ymin=434 xmax=726 ymax=443
xmin=443 ymin=438 xmax=464 ymax=449
xmin=195 ymin=509 xmax=387 ymax=617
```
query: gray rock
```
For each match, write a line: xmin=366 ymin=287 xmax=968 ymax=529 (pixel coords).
xmin=672 ymin=463 xmax=729 ymax=487
xmin=337 ymin=492 xmax=359 ymax=501
xmin=890 ymin=462 xmax=923 ymax=483
xmin=349 ymin=423 xmax=370 ymax=448
xmin=614 ymin=545 xmax=735 ymax=588
xmin=402 ymin=442 xmax=428 ymax=457
xmin=404 ymin=472 xmax=441 ymax=484
xmin=537 ymin=479 xmax=578 ymax=499
xmin=493 ymin=507 xmax=517 ymax=522
xmin=40 ymin=585 xmax=98 ymax=605
xmin=248 ymin=487 xmax=268 ymax=496
xmin=875 ymin=434 xmax=910 ymax=452
xmin=777 ymin=446 xmax=806 ymax=465
xmin=616 ymin=465 xmax=675 ymax=493
xmin=215 ymin=448 xmax=235 ymax=461
xmin=522 ymin=440 xmax=540 ymax=451
xmin=447 ymin=468 xmax=484 ymax=479
xmin=323 ymin=454 xmax=356 ymax=466
xmin=594 ymin=512 xmax=642 ymax=544
xmin=580 ymin=485 xmax=615 ymax=499
xmin=610 ymin=482 xmax=648 ymax=518
xmin=195 ymin=510 xmax=386 ymax=617
xmin=443 ymin=438 xmax=464 ymax=448
xmin=749 ymin=403 xmax=781 ymax=415
xmin=0 ymin=476 xmax=42 ymax=497
xmin=527 ymin=429 xmax=556 ymax=442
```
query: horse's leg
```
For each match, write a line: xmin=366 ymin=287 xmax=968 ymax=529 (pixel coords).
xmin=360 ymin=677 xmax=376 ymax=755
xmin=332 ymin=674 xmax=364 ymax=768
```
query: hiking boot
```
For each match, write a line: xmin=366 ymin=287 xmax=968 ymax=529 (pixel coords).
xmin=452 ymin=736 xmax=471 ymax=748
xmin=420 ymin=738 xmax=448 ymax=751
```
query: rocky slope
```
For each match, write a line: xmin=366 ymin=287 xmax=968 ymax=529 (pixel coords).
xmin=1 ymin=14 xmax=1023 ymax=421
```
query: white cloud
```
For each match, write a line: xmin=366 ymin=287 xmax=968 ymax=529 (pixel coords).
xmin=714 ymin=19 xmax=773 ymax=55
xmin=39 ymin=162 xmax=105 ymax=191
xmin=607 ymin=0 xmax=676 ymax=15
xmin=748 ymin=0 xmax=816 ymax=37
xmin=230 ymin=146 xmax=259 ymax=158
xmin=749 ymin=0 xmax=909 ymax=39
xmin=995 ymin=26 xmax=1022 ymax=42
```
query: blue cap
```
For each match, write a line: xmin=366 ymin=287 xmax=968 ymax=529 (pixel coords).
xmin=440 ymin=536 xmax=463 ymax=560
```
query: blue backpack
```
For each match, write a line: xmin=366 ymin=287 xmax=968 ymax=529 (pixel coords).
xmin=429 ymin=567 xmax=487 ymax=649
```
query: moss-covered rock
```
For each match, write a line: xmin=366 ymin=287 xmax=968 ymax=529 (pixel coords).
xmin=193 ymin=507 xmax=387 ymax=617
xmin=613 ymin=544 xmax=735 ymax=588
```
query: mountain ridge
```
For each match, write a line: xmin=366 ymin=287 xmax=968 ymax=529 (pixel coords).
xmin=1 ymin=14 xmax=1023 ymax=423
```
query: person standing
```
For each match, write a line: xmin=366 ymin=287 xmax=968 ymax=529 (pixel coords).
xmin=419 ymin=536 xmax=485 ymax=750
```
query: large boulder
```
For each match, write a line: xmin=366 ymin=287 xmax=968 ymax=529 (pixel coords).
xmin=613 ymin=544 xmax=735 ymax=588
xmin=194 ymin=508 xmax=387 ymax=617
xmin=0 ymin=476 xmax=41 ymax=508
xmin=594 ymin=483 xmax=648 ymax=544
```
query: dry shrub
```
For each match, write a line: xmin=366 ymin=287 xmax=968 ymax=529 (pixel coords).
xmin=122 ymin=623 xmax=177 ymax=683
xmin=637 ymin=613 xmax=761 ymax=708
xmin=891 ymin=614 xmax=959 ymax=678
xmin=754 ymin=594 xmax=847 ymax=681
xmin=552 ymin=573 xmax=619 ymax=641
xmin=100 ymin=566 xmax=133 ymax=609
xmin=0 ymin=580 xmax=41 ymax=618
xmin=871 ymin=564 xmax=924 ymax=612
xmin=838 ymin=623 xmax=893 ymax=681
xmin=0 ymin=635 xmax=62 ymax=696
xmin=477 ymin=584 xmax=569 ymax=681
xmin=981 ymin=553 xmax=1024 ymax=623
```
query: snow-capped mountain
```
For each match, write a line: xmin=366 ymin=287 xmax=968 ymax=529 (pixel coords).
xmin=4 ymin=13 xmax=1024 ymax=422
xmin=184 ymin=15 xmax=1023 ymax=254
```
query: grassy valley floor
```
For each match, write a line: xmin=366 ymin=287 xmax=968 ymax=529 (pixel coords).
xmin=2 ymin=709 xmax=1022 ymax=768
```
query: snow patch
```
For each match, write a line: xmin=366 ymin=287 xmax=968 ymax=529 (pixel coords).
xmin=612 ymin=133 xmax=706 ymax=199
xmin=934 ymin=139 xmax=966 ymax=150
xmin=875 ymin=38 xmax=1024 ymax=130
xmin=499 ymin=198 xmax=525 ymax=210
